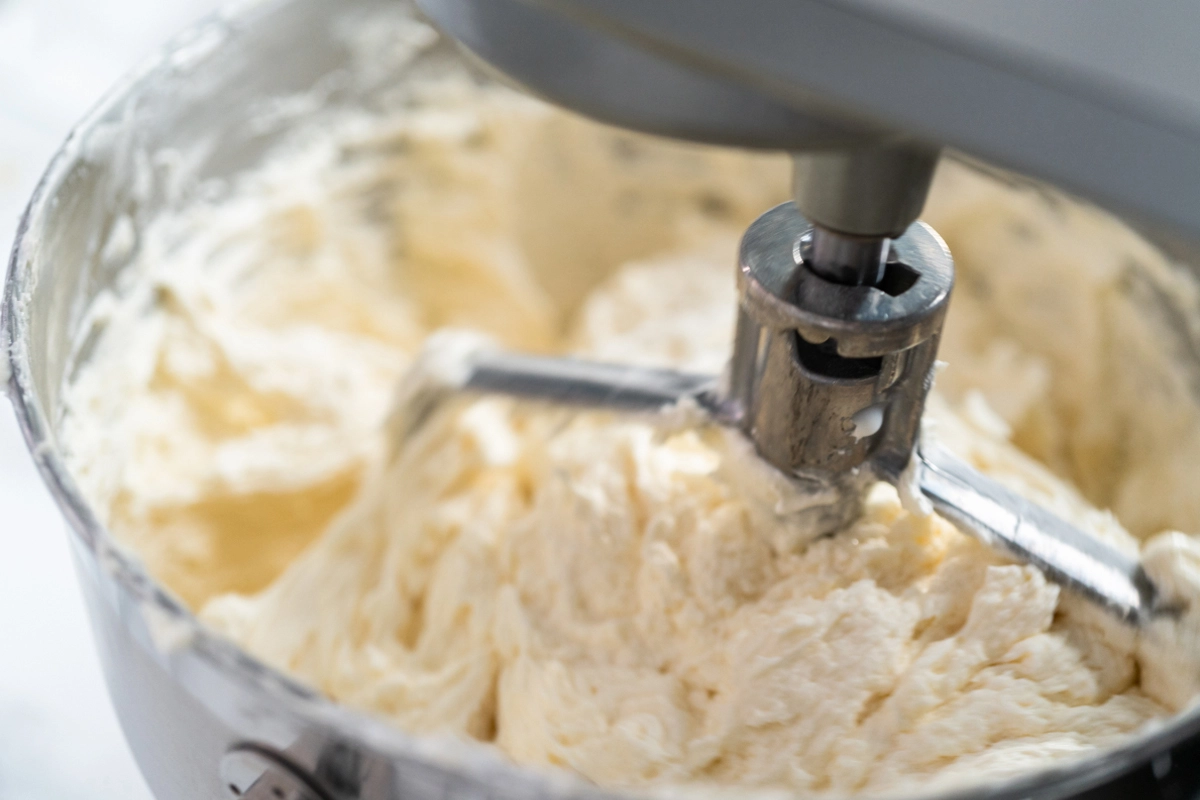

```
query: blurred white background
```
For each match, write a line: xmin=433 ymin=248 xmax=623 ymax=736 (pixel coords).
xmin=0 ymin=2 xmax=221 ymax=797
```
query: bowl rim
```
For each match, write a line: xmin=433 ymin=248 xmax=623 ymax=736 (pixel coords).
xmin=5 ymin=2 xmax=1200 ymax=799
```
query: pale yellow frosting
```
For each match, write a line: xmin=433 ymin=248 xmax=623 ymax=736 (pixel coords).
xmin=61 ymin=64 xmax=1200 ymax=797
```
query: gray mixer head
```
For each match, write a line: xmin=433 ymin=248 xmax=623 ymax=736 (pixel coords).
xmin=416 ymin=0 xmax=1200 ymax=251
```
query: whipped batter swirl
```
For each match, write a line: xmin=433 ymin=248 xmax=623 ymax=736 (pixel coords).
xmin=61 ymin=55 xmax=1200 ymax=797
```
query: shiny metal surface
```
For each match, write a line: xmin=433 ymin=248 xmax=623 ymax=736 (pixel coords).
xmin=221 ymin=746 xmax=328 ymax=800
xmin=733 ymin=204 xmax=951 ymax=483
xmin=466 ymin=351 xmax=724 ymax=418
xmin=737 ymin=208 xmax=953 ymax=357
xmin=916 ymin=445 xmax=1162 ymax=625
xmin=803 ymin=228 xmax=889 ymax=286
xmin=4 ymin=0 xmax=1200 ymax=798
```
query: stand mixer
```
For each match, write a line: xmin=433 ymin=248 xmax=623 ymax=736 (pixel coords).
xmin=14 ymin=2 xmax=1200 ymax=799
xmin=406 ymin=0 xmax=1199 ymax=624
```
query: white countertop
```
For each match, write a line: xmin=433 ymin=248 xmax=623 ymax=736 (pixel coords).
xmin=0 ymin=2 xmax=221 ymax=797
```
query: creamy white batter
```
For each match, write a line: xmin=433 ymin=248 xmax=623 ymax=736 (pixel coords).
xmin=60 ymin=48 xmax=1200 ymax=797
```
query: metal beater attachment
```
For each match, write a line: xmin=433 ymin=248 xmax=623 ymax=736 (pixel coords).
xmin=401 ymin=342 xmax=1160 ymax=626
xmin=391 ymin=143 xmax=1164 ymax=625
xmin=731 ymin=215 xmax=947 ymax=519
xmin=727 ymin=141 xmax=948 ymax=530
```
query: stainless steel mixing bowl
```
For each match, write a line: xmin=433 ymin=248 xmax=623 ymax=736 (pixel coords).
xmin=6 ymin=1 xmax=1200 ymax=798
